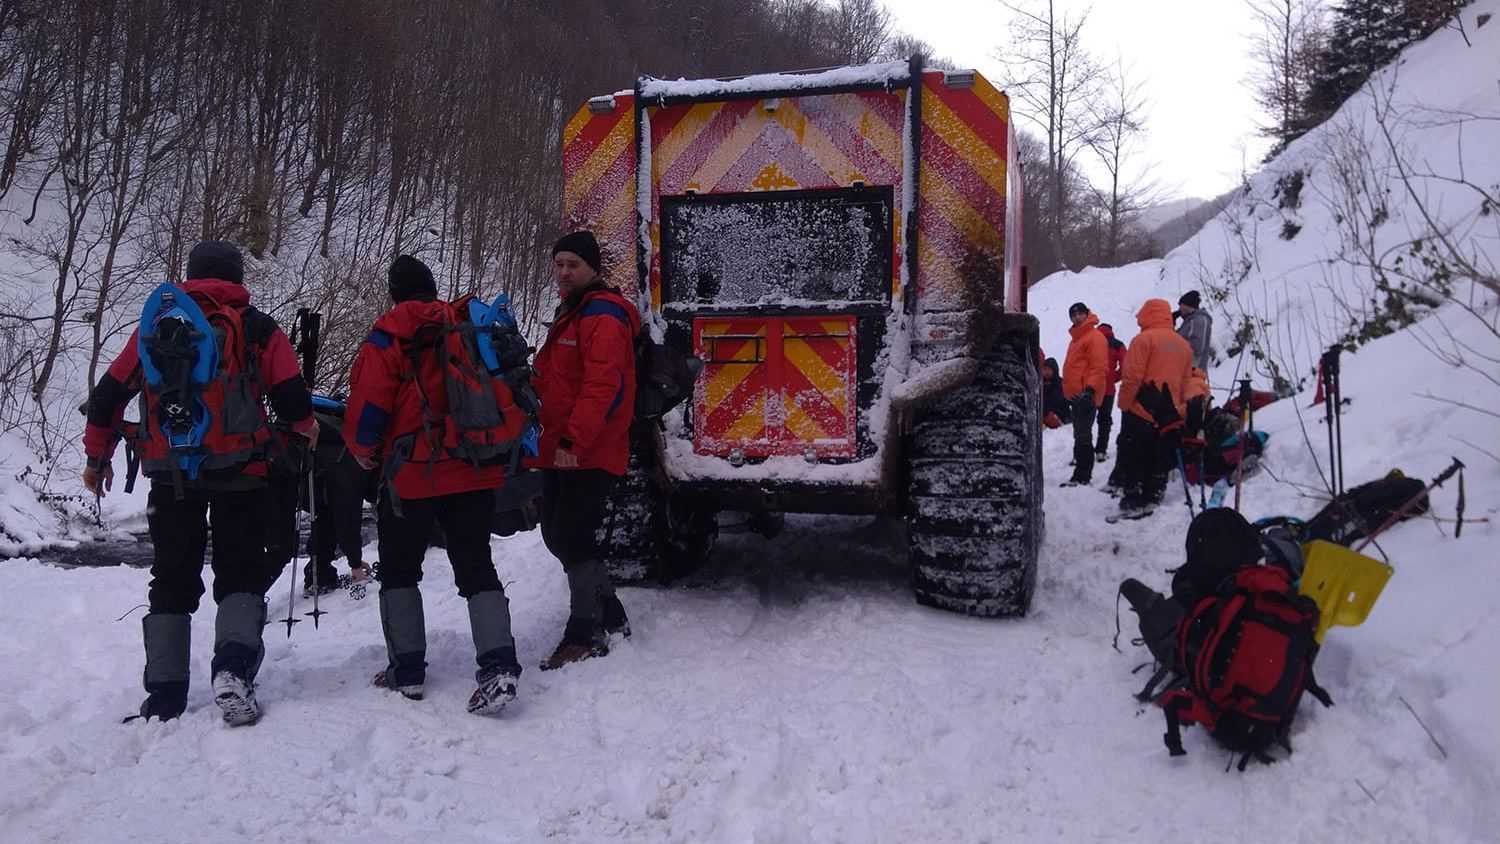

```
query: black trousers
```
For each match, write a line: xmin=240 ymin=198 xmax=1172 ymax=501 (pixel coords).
xmin=540 ymin=468 xmax=618 ymax=569
xmin=376 ymin=488 xmax=501 ymax=597
xmin=146 ymin=482 xmax=279 ymax=614
xmin=266 ymin=452 xmax=370 ymax=577
xmin=1069 ymin=397 xmax=1097 ymax=483
xmin=1096 ymin=394 xmax=1115 ymax=452
xmin=1115 ymin=412 xmax=1171 ymax=505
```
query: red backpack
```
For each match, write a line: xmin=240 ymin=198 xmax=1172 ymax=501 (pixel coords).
xmin=393 ymin=296 xmax=534 ymax=477
xmin=135 ymin=285 xmax=270 ymax=494
xmin=1160 ymin=565 xmax=1333 ymax=769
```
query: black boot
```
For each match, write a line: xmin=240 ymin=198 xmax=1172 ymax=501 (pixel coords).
xmin=136 ymin=613 xmax=190 ymax=722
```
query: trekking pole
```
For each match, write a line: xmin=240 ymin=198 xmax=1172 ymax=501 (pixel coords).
xmin=1321 ymin=345 xmax=1344 ymax=496
xmin=1354 ymin=458 xmax=1465 ymax=553
xmin=1175 ymin=449 xmax=1196 ymax=517
xmin=304 ymin=454 xmax=326 ymax=628
xmin=1197 ymin=448 xmax=1208 ymax=511
xmin=1233 ymin=379 xmax=1252 ymax=512
xmin=280 ymin=506 xmax=302 ymax=637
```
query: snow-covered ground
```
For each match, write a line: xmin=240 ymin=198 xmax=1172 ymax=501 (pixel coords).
xmin=4 ymin=3 xmax=1500 ymax=841
xmin=2 ymin=331 xmax=1496 ymax=841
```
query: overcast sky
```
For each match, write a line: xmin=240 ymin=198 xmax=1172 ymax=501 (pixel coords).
xmin=881 ymin=0 xmax=1274 ymax=200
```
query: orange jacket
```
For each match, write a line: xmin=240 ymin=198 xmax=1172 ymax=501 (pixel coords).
xmin=1118 ymin=299 xmax=1195 ymax=424
xmin=1185 ymin=368 xmax=1210 ymax=405
xmin=1062 ymin=312 xmax=1108 ymax=406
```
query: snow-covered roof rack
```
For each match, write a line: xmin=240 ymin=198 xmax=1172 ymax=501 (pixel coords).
xmin=636 ymin=58 xmax=925 ymax=106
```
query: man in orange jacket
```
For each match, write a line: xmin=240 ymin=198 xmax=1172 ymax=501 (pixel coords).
xmin=1061 ymin=302 xmax=1108 ymax=486
xmin=1115 ymin=298 xmax=1194 ymax=517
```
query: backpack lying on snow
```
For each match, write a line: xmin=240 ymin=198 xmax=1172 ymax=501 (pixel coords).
xmin=1126 ymin=509 xmax=1332 ymax=770
xmin=1161 ymin=563 xmax=1332 ymax=769
xmin=1302 ymin=470 xmax=1428 ymax=546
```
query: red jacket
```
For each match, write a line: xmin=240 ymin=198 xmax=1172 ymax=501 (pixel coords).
xmin=1099 ymin=324 xmax=1126 ymax=398
xmin=343 ymin=299 xmax=509 ymax=500
xmin=529 ymin=283 xmax=640 ymax=475
xmin=83 ymin=279 xmax=313 ymax=477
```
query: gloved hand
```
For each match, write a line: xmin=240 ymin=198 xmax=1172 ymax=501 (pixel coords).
xmin=1043 ymin=411 xmax=1062 ymax=429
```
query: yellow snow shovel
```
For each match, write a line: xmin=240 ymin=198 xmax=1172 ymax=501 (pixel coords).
xmin=1298 ymin=540 xmax=1394 ymax=643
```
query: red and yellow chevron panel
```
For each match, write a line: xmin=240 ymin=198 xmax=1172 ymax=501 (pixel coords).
xmin=693 ymin=316 xmax=856 ymax=458
xmin=646 ymin=92 xmax=908 ymax=309
xmin=916 ymin=71 xmax=1011 ymax=311
xmin=562 ymin=96 xmax=640 ymax=295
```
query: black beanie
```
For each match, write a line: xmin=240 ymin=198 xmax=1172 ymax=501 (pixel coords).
xmin=1185 ymin=508 xmax=1262 ymax=571
xmin=388 ymin=255 xmax=437 ymax=303
xmin=1179 ymin=290 xmax=1201 ymax=308
xmin=552 ymin=231 xmax=602 ymax=273
xmin=185 ymin=240 xmax=244 ymax=284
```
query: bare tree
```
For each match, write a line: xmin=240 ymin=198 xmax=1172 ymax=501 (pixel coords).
xmin=1245 ymin=0 xmax=1327 ymax=151
xmin=828 ymin=0 xmax=892 ymax=64
xmin=1084 ymin=58 xmax=1154 ymax=266
xmin=996 ymin=0 xmax=1107 ymax=273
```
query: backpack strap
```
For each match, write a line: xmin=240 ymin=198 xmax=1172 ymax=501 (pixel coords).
xmin=1162 ymin=693 xmax=1189 ymax=756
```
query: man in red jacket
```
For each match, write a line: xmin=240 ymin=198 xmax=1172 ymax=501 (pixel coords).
xmin=531 ymin=231 xmax=640 ymax=670
xmin=82 ymin=240 xmax=316 ymax=726
xmin=343 ymin=255 xmax=522 ymax=716
xmin=1096 ymin=322 xmax=1126 ymax=460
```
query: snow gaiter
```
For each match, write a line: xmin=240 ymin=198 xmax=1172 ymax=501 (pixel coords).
xmin=141 ymin=613 xmax=191 ymax=717
xmin=379 ymin=587 xmax=427 ymax=687
xmin=467 ymin=590 xmax=520 ymax=681
xmin=564 ymin=560 xmax=612 ymax=639
xmin=210 ymin=593 xmax=266 ymax=684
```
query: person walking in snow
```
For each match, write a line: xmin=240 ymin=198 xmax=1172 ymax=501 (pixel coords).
xmin=343 ymin=255 xmax=522 ymax=716
xmin=1114 ymin=298 xmax=1195 ymax=517
xmin=1060 ymin=302 xmax=1108 ymax=487
xmin=82 ymin=240 xmax=317 ymax=726
xmin=1175 ymin=291 xmax=1213 ymax=370
xmin=531 ymin=231 xmax=638 ymax=671
xmin=1096 ymin=322 xmax=1126 ymax=460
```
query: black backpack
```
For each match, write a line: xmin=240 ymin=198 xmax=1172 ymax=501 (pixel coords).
xmin=1303 ymin=470 xmax=1427 ymax=546
xmin=634 ymin=333 xmax=703 ymax=424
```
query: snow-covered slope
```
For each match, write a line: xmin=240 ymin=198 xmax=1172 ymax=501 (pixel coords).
xmin=1 ymin=4 xmax=1498 ymax=842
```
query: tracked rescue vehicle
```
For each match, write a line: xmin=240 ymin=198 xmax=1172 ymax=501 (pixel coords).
xmin=562 ymin=59 xmax=1042 ymax=616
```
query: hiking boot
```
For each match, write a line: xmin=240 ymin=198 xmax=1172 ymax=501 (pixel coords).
xmin=540 ymin=617 xmax=609 ymax=671
xmin=211 ymin=671 xmax=261 ymax=727
xmin=134 ymin=693 xmax=186 ymax=723
xmin=372 ymin=669 xmax=424 ymax=701
xmin=602 ymin=594 xmax=631 ymax=639
xmin=1095 ymin=448 xmax=1108 ymax=462
xmin=540 ymin=638 xmax=608 ymax=671
xmin=466 ymin=670 xmax=518 ymax=716
xmin=302 ymin=579 xmax=340 ymax=598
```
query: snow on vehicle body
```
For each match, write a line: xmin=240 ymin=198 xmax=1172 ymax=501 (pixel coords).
xmin=563 ymin=58 xmax=1042 ymax=616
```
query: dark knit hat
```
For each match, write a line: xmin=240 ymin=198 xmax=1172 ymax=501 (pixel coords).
xmin=1188 ymin=509 xmax=1260 ymax=575
xmin=388 ymin=255 xmax=437 ymax=303
xmin=1068 ymin=301 xmax=1089 ymax=317
xmin=552 ymin=231 xmax=602 ymax=273
xmin=1179 ymin=290 xmax=1202 ymax=308
xmin=186 ymin=240 xmax=244 ymax=284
